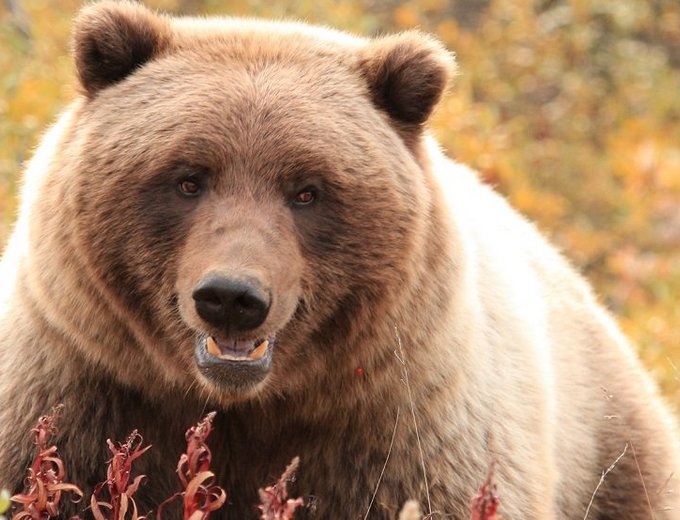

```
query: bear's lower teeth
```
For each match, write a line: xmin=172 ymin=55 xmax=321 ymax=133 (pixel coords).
xmin=206 ymin=336 xmax=222 ymax=357
xmin=248 ymin=340 xmax=269 ymax=360
xmin=206 ymin=336 xmax=269 ymax=361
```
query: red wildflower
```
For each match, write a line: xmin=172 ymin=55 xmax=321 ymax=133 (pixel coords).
xmin=90 ymin=430 xmax=151 ymax=520
xmin=258 ymin=457 xmax=304 ymax=520
xmin=10 ymin=405 xmax=83 ymax=519
xmin=157 ymin=412 xmax=226 ymax=520
xmin=470 ymin=463 xmax=500 ymax=520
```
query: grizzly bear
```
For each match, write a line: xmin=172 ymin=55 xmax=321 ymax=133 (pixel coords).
xmin=0 ymin=2 xmax=678 ymax=519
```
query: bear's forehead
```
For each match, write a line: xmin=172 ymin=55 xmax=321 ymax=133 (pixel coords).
xmin=164 ymin=23 xmax=364 ymax=89
xmin=106 ymin=19 xmax=367 ymax=123
xmin=88 ymin=33 xmax=373 ymax=153
xmin=72 ymin=7 xmax=431 ymax=180
xmin=93 ymin=54 xmax=367 ymax=144
xmin=170 ymin=16 xmax=367 ymax=53
xmin=82 ymin=53 xmax=380 ymax=182
xmin=159 ymin=16 xmax=365 ymax=77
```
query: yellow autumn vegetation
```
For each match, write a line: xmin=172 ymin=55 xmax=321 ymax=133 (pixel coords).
xmin=1 ymin=0 xmax=679 ymax=410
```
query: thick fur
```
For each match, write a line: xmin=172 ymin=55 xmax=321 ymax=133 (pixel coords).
xmin=1 ymin=2 xmax=678 ymax=519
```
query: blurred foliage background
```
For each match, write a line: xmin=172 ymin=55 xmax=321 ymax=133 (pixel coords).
xmin=1 ymin=0 xmax=679 ymax=410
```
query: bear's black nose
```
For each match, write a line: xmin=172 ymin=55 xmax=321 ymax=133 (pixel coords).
xmin=192 ymin=275 xmax=271 ymax=332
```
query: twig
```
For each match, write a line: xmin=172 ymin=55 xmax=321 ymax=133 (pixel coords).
xmin=656 ymin=472 xmax=674 ymax=496
xmin=3 ymin=0 xmax=31 ymax=42
xmin=630 ymin=441 xmax=655 ymax=520
xmin=666 ymin=356 xmax=679 ymax=382
xmin=583 ymin=443 xmax=628 ymax=520
xmin=394 ymin=327 xmax=432 ymax=516
xmin=363 ymin=407 xmax=401 ymax=520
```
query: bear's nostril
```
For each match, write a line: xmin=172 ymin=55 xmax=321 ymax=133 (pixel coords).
xmin=192 ymin=275 xmax=271 ymax=332
xmin=235 ymin=293 xmax=263 ymax=313
xmin=202 ymin=298 xmax=222 ymax=314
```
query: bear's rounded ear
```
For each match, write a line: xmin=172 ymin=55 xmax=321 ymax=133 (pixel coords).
xmin=72 ymin=1 xmax=170 ymax=97
xmin=360 ymin=32 xmax=456 ymax=126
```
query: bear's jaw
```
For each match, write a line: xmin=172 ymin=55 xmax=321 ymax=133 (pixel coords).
xmin=194 ymin=335 xmax=275 ymax=392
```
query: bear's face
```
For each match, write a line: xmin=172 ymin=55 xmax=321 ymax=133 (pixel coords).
xmin=65 ymin=1 xmax=453 ymax=402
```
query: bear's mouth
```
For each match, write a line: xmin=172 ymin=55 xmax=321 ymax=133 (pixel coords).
xmin=205 ymin=336 xmax=271 ymax=361
xmin=194 ymin=335 xmax=274 ymax=393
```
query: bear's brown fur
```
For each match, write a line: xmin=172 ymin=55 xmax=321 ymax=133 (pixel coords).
xmin=1 ymin=2 xmax=679 ymax=519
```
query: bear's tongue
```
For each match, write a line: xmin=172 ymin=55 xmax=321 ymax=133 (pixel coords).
xmin=206 ymin=336 xmax=268 ymax=361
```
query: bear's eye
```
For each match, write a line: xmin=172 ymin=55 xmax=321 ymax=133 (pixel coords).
xmin=177 ymin=177 xmax=202 ymax=197
xmin=293 ymin=187 xmax=317 ymax=207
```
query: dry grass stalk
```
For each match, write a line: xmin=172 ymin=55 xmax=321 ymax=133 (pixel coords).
xmin=363 ymin=407 xmax=401 ymax=520
xmin=394 ymin=328 xmax=432 ymax=516
xmin=629 ymin=442 xmax=655 ymax=520
xmin=583 ymin=443 xmax=628 ymax=520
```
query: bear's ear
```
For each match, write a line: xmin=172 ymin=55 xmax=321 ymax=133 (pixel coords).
xmin=72 ymin=1 xmax=170 ymax=97
xmin=360 ymin=32 xmax=456 ymax=126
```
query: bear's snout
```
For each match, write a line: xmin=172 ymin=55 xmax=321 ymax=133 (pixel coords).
xmin=192 ymin=274 xmax=271 ymax=332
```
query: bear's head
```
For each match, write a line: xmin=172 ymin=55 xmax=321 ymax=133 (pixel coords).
xmin=60 ymin=1 xmax=454 ymax=403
